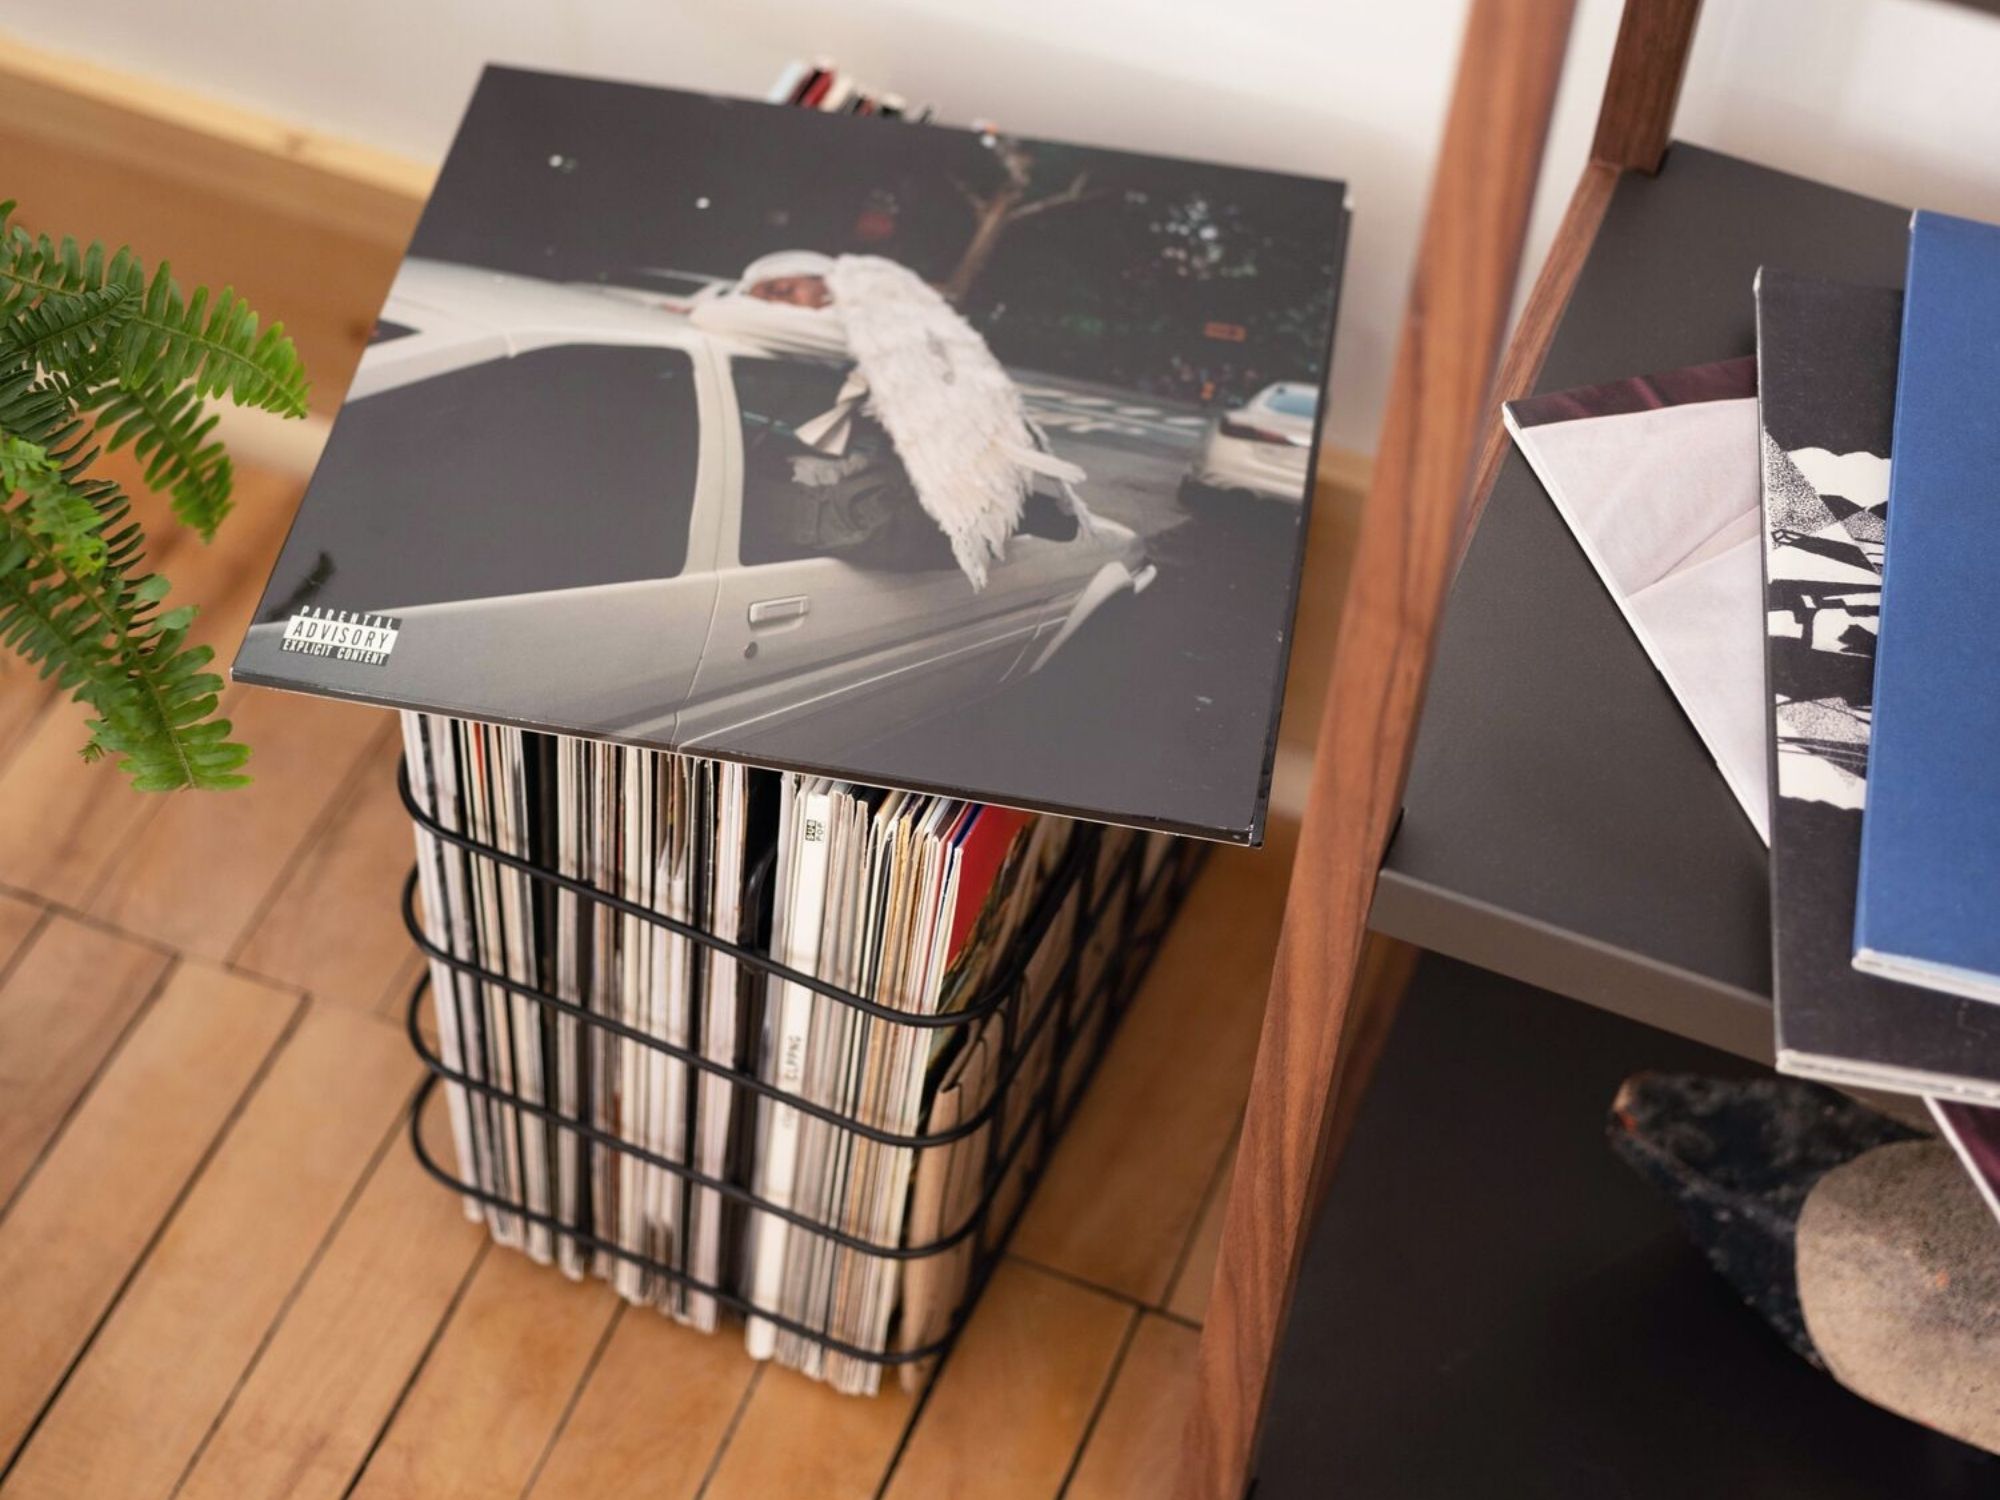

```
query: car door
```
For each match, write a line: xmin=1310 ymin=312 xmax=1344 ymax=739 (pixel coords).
xmin=980 ymin=498 xmax=1117 ymax=682
xmin=675 ymin=355 xmax=1051 ymax=759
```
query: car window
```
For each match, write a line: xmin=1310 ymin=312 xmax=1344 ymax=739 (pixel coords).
xmin=731 ymin=356 xmax=957 ymax=572
xmin=1018 ymin=488 xmax=1080 ymax=544
xmin=271 ymin=344 xmax=699 ymax=612
xmin=734 ymin=357 xmax=853 ymax=457
xmin=1264 ymin=387 xmax=1318 ymax=418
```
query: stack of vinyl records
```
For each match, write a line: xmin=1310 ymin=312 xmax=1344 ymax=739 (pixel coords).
xmin=401 ymin=712 xmax=1171 ymax=1391
xmin=767 ymin=56 xmax=934 ymax=119
xmin=232 ymin=65 xmax=1349 ymax=1388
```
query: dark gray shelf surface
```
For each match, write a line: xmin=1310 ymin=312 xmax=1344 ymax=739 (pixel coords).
xmin=1253 ymin=956 xmax=1997 ymax=1498
xmin=1371 ymin=144 xmax=1911 ymax=1060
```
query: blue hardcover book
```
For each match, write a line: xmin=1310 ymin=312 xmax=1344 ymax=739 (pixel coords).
xmin=1855 ymin=210 xmax=2000 ymax=1003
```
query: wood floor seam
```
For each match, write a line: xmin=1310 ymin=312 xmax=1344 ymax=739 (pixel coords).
xmin=337 ymin=1238 xmax=493 ymax=1500
xmin=868 ymin=1360 xmax=942 ymax=1500
xmin=223 ymin=716 xmax=402 ymax=971
xmin=515 ymin=1302 xmax=628 ymax=1500
xmin=0 ymin=951 xmax=184 ymax=1226
xmin=0 ymin=902 xmax=54 ymax=991
xmin=164 ymin=1094 xmax=418 ymax=1500
xmin=71 ymin=751 xmax=178 ymax=916
xmin=0 ymin=984 xmax=308 ymax=1487
xmin=690 ymin=1364 xmax=765 ymax=1500
xmin=0 ymin=883 xmax=180 ymax=961
xmin=1160 ymin=1125 xmax=1239 ymax=1317
xmin=1002 ymin=1250 xmax=1202 ymax=1328
xmin=1051 ymin=1306 xmax=1146 ymax=1500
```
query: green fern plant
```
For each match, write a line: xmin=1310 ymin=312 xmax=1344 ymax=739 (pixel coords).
xmin=0 ymin=200 xmax=308 ymax=790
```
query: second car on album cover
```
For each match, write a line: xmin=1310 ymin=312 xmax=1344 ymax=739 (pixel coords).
xmin=235 ymin=66 xmax=1350 ymax=842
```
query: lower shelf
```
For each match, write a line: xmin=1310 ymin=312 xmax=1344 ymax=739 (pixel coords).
xmin=1255 ymin=954 xmax=1997 ymax=1497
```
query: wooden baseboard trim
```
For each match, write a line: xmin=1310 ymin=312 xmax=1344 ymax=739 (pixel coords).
xmin=0 ymin=30 xmax=431 ymax=412
xmin=0 ymin=30 xmax=432 ymax=244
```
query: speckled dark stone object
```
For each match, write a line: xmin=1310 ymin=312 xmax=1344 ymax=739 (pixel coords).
xmin=1606 ymin=1072 xmax=1919 ymax=1361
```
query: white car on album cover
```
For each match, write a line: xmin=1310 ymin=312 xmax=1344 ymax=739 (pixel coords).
xmin=1181 ymin=380 xmax=1318 ymax=505
xmin=240 ymin=259 xmax=1155 ymax=757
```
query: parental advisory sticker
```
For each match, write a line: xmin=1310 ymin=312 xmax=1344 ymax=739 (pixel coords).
xmin=279 ymin=605 xmax=401 ymax=665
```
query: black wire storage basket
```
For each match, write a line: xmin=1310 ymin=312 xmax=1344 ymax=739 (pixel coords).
xmin=396 ymin=755 xmax=1206 ymax=1381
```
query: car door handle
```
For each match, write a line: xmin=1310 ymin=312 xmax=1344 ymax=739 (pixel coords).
xmin=747 ymin=595 xmax=809 ymax=626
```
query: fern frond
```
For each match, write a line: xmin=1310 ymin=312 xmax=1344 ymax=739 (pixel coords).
xmin=83 ymin=382 xmax=234 ymax=540
xmin=0 ymin=205 xmax=287 ymax=793
xmin=0 ymin=204 xmax=121 ymax=325
xmin=0 ymin=392 xmax=249 ymax=790
xmin=0 ymin=203 xmax=308 ymax=417
xmin=0 ymin=369 xmax=134 ymax=586
xmin=0 ymin=437 xmax=108 ymax=576
xmin=0 ymin=365 xmax=98 ymax=477
xmin=116 ymin=264 xmax=310 ymax=416
xmin=0 ymin=284 xmax=133 ymax=379
xmin=84 ymin=635 xmax=250 ymax=792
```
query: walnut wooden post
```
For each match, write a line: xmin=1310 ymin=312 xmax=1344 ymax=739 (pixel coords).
xmin=1591 ymin=0 xmax=1703 ymax=171
xmin=1469 ymin=0 xmax=1705 ymax=520
xmin=1175 ymin=4 xmax=1709 ymax=1496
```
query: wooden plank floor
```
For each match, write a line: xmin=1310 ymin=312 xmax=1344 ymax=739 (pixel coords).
xmin=0 ymin=455 xmax=1349 ymax=1500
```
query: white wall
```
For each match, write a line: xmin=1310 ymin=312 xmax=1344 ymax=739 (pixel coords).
xmin=14 ymin=0 xmax=2000 ymax=455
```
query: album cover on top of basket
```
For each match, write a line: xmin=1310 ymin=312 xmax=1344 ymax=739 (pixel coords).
xmin=232 ymin=65 xmax=1350 ymax=843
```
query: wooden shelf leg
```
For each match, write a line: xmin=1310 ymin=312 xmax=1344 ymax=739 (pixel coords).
xmin=1173 ymin=3 xmax=1577 ymax=1495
